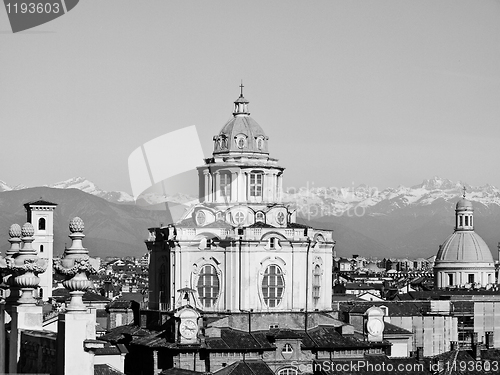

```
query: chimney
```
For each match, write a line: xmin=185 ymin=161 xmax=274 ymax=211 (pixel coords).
xmin=486 ymin=332 xmax=494 ymax=349
xmin=416 ymin=347 xmax=424 ymax=361
xmin=472 ymin=332 xmax=478 ymax=345
xmin=473 ymin=343 xmax=481 ymax=361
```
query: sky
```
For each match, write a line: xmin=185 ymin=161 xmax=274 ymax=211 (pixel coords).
xmin=1 ymin=0 xmax=500 ymax=196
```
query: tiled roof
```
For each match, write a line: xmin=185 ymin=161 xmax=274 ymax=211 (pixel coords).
xmin=24 ymin=199 xmax=58 ymax=206
xmin=203 ymin=220 xmax=234 ymax=229
xmin=160 ymin=367 xmax=206 ymax=375
xmin=286 ymin=222 xmax=310 ymax=229
xmin=267 ymin=328 xmax=303 ymax=340
xmin=177 ymin=218 xmax=196 ymax=227
xmin=99 ymin=325 xmax=151 ymax=343
xmin=340 ymin=301 xmax=430 ymax=316
xmin=205 ymin=328 xmax=274 ymax=351
xmin=382 ymin=322 xmax=413 ymax=335
xmin=95 ymin=342 xmax=129 ymax=355
xmin=160 ymin=369 xmax=205 ymax=375
xmin=214 ymin=360 xmax=274 ymax=375
xmin=94 ymin=364 xmax=124 ymax=375
xmin=107 ymin=299 xmax=137 ymax=310
xmin=130 ymin=331 xmax=177 ymax=348
xmin=247 ymin=222 xmax=275 ymax=228
xmin=304 ymin=326 xmax=372 ymax=349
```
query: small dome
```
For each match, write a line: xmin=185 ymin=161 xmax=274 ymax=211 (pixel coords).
xmin=213 ymin=116 xmax=269 ymax=155
xmin=456 ymin=198 xmax=473 ymax=211
xmin=436 ymin=231 xmax=493 ymax=263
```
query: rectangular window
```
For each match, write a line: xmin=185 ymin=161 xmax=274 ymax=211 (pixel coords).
xmin=465 ymin=216 xmax=469 ymax=226
xmin=220 ymin=173 xmax=231 ymax=198
xmin=448 ymin=274 xmax=454 ymax=285
xmin=468 ymin=274 xmax=475 ymax=284
xmin=250 ymin=173 xmax=263 ymax=197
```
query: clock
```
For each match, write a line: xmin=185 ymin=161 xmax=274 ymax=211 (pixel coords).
xmin=367 ymin=319 xmax=384 ymax=336
xmin=179 ymin=319 xmax=198 ymax=339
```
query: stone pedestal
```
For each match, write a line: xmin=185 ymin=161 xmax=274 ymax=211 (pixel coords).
xmin=57 ymin=312 xmax=96 ymax=375
xmin=8 ymin=305 xmax=43 ymax=373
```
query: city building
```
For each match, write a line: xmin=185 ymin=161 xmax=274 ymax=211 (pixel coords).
xmin=146 ymin=86 xmax=335 ymax=313
xmin=434 ymin=196 xmax=496 ymax=288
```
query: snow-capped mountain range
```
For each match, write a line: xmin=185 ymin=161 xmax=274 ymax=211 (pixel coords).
xmin=283 ymin=177 xmax=500 ymax=217
xmin=1 ymin=176 xmax=499 ymax=214
xmin=0 ymin=177 xmax=196 ymax=206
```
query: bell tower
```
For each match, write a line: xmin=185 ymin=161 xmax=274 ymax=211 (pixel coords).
xmin=24 ymin=199 xmax=57 ymax=301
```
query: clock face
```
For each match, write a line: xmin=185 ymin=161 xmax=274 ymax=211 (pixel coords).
xmin=180 ymin=319 xmax=198 ymax=339
xmin=367 ymin=319 xmax=383 ymax=336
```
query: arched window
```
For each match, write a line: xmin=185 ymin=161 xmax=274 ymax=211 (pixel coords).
xmin=269 ymin=237 xmax=277 ymax=249
xmin=38 ymin=218 xmax=46 ymax=231
xmin=197 ymin=265 xmax=220 ymax=308
xmin=255 ymin=212 xmax=265 ymax=222
xmin=40 ymin=245 xmax=44 ymax=253
xmin=312 ymin=265 xmax=321 ymax=305
xmin=283 ymin=343 xmax=293 ymax=354
xmin=262 ymin=265 xmax=284 ymax=307
xmin=277 ymin=367 xmax=298 ymax=375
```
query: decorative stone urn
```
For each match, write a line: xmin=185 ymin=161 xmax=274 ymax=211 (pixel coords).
xmin=53 ymin=217 xmax=100 ymax=312
xmin=5 ymin=223 xmax=48 ymax=305
xmin=0 ymin=224 xmax=23 ymax=307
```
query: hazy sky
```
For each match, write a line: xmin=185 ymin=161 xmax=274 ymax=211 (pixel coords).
xmin=1 ymin=1 xmax=499 ymax=195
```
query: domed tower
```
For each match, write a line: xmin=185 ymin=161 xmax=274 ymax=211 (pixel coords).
xmin=434 ymin=196 xmax=495 ymax=288
xmin=194 ymin=84 xmax=287 ymax=227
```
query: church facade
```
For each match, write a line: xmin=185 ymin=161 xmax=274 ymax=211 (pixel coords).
xmin=146 ymin=88 xmax=335 ymax=314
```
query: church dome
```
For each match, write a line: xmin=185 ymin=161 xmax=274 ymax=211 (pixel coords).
xmin=213 ymin=85 xmax=269 ymax=156
xmin=436 ymin=231 xmax=494 ymax=263
xmin=456 ymin=198 xmax=473 ymax=211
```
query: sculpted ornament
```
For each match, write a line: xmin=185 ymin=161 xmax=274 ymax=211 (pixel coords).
xmin=7 ymin=257 xmax=47 ymax=275
xmin=53 ymin=256 xmax=99 ymax=276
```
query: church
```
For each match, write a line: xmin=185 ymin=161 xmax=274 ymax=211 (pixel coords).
xmin=138 ymin=88 xmax=394 ymax=374
xmin=147 ymin=86 xmax=335 ymax=314
xmin=434 ymin=194 xmax=496 ymax=288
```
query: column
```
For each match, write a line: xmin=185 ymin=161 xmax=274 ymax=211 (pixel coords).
xmin=231 ymin=172 xmax=238 ymax=203
xmin=203 ymin=171 xmax=209 ymax=203
xmin=277 ymin=175 xmax=283 ymax=202
xmin=8 ymin=223 xmax=47 ymax=373
xmin=207 ymin=173 xmax=213 ymax=202
xmin=263 ymin=172 xmax=269 ymax=202
xmin=54 ymin=217 xmax=100 ymax=375
xmin=214 ymin=172 xmax=220 ymax=203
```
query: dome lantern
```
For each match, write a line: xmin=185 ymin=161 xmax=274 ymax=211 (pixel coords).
xmin=233 ymin=81 xmax=250 ymax=117
xmin=455 ymin=188 xmax=474 ymax=231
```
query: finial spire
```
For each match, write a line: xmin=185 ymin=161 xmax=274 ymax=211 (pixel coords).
xmin=239 ymin=80 xmax=244 ymax=97
xmin=462 ymin=185 xmax=467 ymax=199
